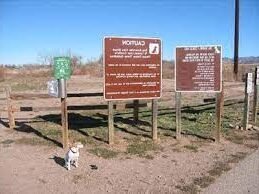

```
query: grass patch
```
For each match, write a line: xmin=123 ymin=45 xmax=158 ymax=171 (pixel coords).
xmin=88 ymin=147 xmax=119 ymax=159
xmin=175 ymin=183 xmax=199 ymax=194
xmin=143 ymin=154 xmax=154 ymax=160
xmin=184 ymin=144 xmax=199 ymax=152
xmin=126 ymin=139 xmax=160 ymax=158
xmin=225 ymin=132 xmax=244 ymax=144
xmin=1 ymin=139 xmax=15 ymax=145
xmin=228 ymin=152 xmax=247 ymax=163
xmin=208 ymin=161 xmax=231 ymax=177
xmin=193 ymin=176 xmax=215 ymax=188
xmin=15 ymin=137 xmax=54 ymax=146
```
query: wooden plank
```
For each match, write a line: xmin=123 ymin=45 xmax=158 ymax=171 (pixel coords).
xmin=67 ymin=92 xmax=103 ymax=97
xmin=125 ymin=102 xmax=147 ymax=108
xmin=243 ymin=74 xmax=250 ymax=130
xmin=10 ymin=92 xmax=104 ymax=100
xmin=68 ymin=105 xmax=108 ymax=111
xmin=16 ymin=102 xmax=147 ymax=112
xmin=252 ymin=67 xmax=259 ymax=123
xmin=5 ymin=87 xmax=15 ymax=129
xmin=215 ymin=86 xmax=224 ymax=143
xmin=152 ymin=99 xmax=158 ymax=141
xmin=108 ymin=101 xmax=114 ymax=145
xmin=204 ymin=98 xmax=216 ymax=103
xmin=243 ymin=93 xmax=250 ymax=130
xmin=175 ymin=92 xmax=182 ymax=139
xmin=10 ymin=93 xmax=51 ymax=100
xmin=133 ymin=100 xmax=139 ymax=122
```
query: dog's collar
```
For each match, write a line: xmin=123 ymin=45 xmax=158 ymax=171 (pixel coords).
xmin=70 ymin=148 xmax=78 ymax=153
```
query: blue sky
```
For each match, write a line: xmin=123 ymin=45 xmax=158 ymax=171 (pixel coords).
xmin=0 ymin=0 xmax=258 ymax=64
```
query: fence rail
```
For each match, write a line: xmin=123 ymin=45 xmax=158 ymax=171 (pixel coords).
xmin=0 ymin=82 xmax=246 ymax=129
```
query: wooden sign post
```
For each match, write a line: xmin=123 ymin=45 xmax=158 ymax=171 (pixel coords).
xmin=54 ymin=57 xmax=71 ymax=149
xmin=133 ymin=100 xmax=139 ymax=123
xmin=108 ymin=101 xmax=114 ymax=144
xmin=252 ymin=67 xmax=259 ymax=123
xmin=104 ymin=37 xmax=162 ymax=143
xmin=215 ymin=83 xmax=224 ymax=143
xmin=175 ymin=92 xmax=182 ymax=139
xmin=243 ymin=73 xmax=252 ymax=130
xmin=175 ymin=45 xmax=222 ymax=140
xmin=152 ymin=99 xmax=158 ymax=141
xmin=59 ymin=79 xmax=68 ymax=149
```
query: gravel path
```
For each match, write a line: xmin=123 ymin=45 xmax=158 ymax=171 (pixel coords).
xmin=203 ymin=149 xmax=259 ymax=194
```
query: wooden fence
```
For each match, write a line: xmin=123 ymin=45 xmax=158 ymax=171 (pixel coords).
xmin=0 ymin=83 xmax=248 ymax=148
xmin=1 ymin=87 xmax=149 ymax=130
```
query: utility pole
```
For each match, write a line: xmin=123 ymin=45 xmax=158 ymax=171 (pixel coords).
xmin=234 ymin=0 xmax=239 ymax=80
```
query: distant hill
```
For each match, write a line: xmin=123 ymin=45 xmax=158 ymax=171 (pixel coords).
xmin=223 ymin=57 xmax=259 ymax=64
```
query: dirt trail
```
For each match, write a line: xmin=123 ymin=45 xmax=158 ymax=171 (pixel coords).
xmin=0 ymin=127 xmax=258 ymax=194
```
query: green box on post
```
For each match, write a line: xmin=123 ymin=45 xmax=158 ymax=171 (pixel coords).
xmin=53 ymin=57 xmax=72 ymax=80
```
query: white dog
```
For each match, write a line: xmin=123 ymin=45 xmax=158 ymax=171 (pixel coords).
xmin=64 ymin=142 xmax=84 ymax=170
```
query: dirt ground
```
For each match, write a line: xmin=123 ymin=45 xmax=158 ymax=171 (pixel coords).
xmin=0 ymin=128 xmax=258 ymax=194
xmin=0 ymin=76 xmax=258 ymax=193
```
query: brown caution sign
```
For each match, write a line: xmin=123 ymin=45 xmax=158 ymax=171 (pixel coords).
xmin=104 ymin=37 xmax=162 ymax=100
xmin=176 ymin=46 xmax=222 ymax=92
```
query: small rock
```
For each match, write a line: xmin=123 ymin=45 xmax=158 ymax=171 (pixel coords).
xmin=240 ymin=127 xmax=244 ymax=131
xmin=235 ymin=125 xmax=240 ymax=130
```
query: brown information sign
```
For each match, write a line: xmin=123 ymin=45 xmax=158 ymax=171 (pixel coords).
xmin=176 ymin=45 xmax=222 ymax=92
xmin=104 ymin=37 xmax=162 ymax=100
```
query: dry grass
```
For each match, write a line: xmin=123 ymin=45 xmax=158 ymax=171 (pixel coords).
xmin=0 ymin=67 xmax=6 ymax=82
xmin=73 ymin=64 xmax=103 ymax=77
xmin=175 ymin=183 xmax=199 ymax=194
xmin=1 ymin=62 xmax=258 ymax=82
xmin=208 ymin=162 xmax=231 ymax=177
xmin=193 ymin=176 xmax=215 ymax=188
xmin=88 ymin=147 xmax=119 ymax=159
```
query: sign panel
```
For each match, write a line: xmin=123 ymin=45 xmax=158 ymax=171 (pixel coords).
xmin=54 ymin=57 xmax=72 ymax=80
xmin=176 ymin=46 xmax=222 ymax=92
xmin=247 ymin=73 xmax=253 ymax=94
xmin=104 ymin=37 xmax=162 ymax=100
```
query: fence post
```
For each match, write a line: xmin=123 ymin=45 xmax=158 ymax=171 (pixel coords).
xmin=215 ymin=83 xmax=224 ymax=143
xmin=252 ymin=67 xmax=259 ymax=123
xmin=108 ymin=101 xmax=114 ymax=144
xmin=152 ymin=99 xmax=158 ymax=141
xmin=243 ymin=73 xmax=252 ymax=130
xmin=133 ymin=100 xmax=139 ymax=123
xmin=175 ymin=92 xmax=182 ymax=139
xmin=5 ymin=86 xmax=15 ymax=129
xmin=59 ymin=79 xmax=68 ymax=149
